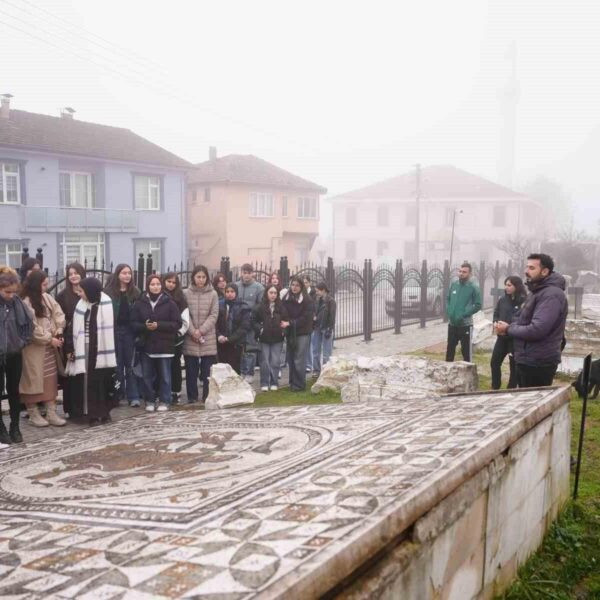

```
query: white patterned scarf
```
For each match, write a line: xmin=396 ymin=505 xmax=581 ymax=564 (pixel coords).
xmin=70 ymin=291 xmax=116 ymax=375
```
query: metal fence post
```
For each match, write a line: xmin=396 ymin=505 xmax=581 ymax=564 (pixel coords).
xmin=21 ymin=247 xmax=29 ymax=265
xmin=478 ymin=260 xmax=486 ymax=301
xmin=363 ymin=259 xmax=373 ymax=341
xmin=442 ymin=260 xmax=450 ymax=323
xmin=280 ymin=256 xmax=290 ymax=288
xmin=394 ymin=259 xmax=403 ymax=334
xmin=146 ymin=254 xmax=153 ymax=278
xmin=420 ymin=259 xmax=428 ymax=328
xmin=326 ymin=257 xmax=335 ymax=296
xmin=136 ymin=252 xmax=145 ymax=290
xmin=36 ymin=247 xmax=44 ymax=268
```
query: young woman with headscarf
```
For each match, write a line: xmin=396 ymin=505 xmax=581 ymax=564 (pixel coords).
xmin=216 ymin=282 xmax=252 ymax=375
xmin=64 ymin=277 xmax=117 ymax=425
xmin=19 ymin=270 xmax=66 ymax=427
xmin=0 ymin=266 xmax=33 ymax=445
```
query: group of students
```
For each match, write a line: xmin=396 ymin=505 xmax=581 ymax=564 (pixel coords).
xmin=0 ymin=260 xmax=337 ymax=443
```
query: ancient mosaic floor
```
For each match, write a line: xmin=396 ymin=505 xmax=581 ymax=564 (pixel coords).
xmin=0 ymin=388 xmax=566 ymax=599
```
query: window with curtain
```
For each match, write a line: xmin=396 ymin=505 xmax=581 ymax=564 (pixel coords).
xmin=0 ymin=163 xmax=20 ymax=204
xmin=249 ymin=192 xmax=274 ymax=217
xmin=59 ymin=172 xmax=95 ymax=207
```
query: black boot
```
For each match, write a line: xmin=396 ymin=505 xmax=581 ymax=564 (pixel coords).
xmin=9 ymin=421 xmax=23 ymax=444
xmin=0 ymin=420 xmax=11 ymax=445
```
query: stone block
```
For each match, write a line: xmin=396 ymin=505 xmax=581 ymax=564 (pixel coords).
xmin=472 ymin=310 xmax=495 ymax=350
xmin=314 ymin=355 xmax=478 ymax=402
xmin=205 ymin=363 xmax=255 ymax=409
xmin=564 ymin=318 xmax=600 ymax=355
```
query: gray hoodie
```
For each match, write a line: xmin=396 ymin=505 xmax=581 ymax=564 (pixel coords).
xmin=235 ymin=279 xmax=264 ymax=351
xmin=507 ymin=272 xmax=568 ymax=367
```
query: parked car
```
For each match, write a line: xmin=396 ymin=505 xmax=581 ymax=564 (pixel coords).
xmin=385 ymin=281 xmax=444 ymax=318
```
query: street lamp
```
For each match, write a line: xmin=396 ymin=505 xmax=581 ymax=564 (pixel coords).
xmin=448 ymin=209 xmax=463 ymax=268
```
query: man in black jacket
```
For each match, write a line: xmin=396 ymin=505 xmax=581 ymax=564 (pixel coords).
xmin=312 ymin=282 xmax=336 ymax=375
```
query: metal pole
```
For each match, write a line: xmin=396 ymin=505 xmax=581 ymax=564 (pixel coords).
xmin=449 ymin=209 xmax=457 ymax=269
xmin=573 ymin=353 xmax=593 ymax=500
xmin=415 ymin=163 xmax=421 ymax=264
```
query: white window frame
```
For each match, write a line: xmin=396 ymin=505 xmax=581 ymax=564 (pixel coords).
xmin=134 ymin=175 xmax=161 ymax=211
xmin=134 ymin=239 xmax=163 ymax=273
xmin=0 ymin=241 xmax=23 ymax=268
xmin=59 ymin=171 xmax=95 ymax=208
xmin=0 ymin=163 xmax=21 ymax=204
xmin=61 ymin=233 xmax=105 ymax=269
xmin=249 ymin=192 xmax=274 ymax=218
xmin=376 ymin=240 xmax=388 ymax=257
xmin=297 ymin=197 xmax=318 ymax=219
xmin=282 ymin=196 xmax=288 ymax=218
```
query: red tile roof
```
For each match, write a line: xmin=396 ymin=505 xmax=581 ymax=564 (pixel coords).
xmin=0 ymin=109 xmax=191 ymax=169
xmin=333 ymin=165 xmax=526 ymax=200
xmin=189 ymin=154 xmax=327 ymax=193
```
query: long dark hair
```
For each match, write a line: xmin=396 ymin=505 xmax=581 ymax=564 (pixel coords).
xmin=162 ymin=272 xmax=187 ymax=311
xmin=284 ymin=276 xmax=305 ymax=301
xmin=21 ymin=270 xmax=48 ymax=318
xmin=212 ymin=272 xmax=227 ymax=296
xmin=104 ymin=263 xmax=139 ymax=301
xmin=20 ymin=257 xmax=41 ymax=282
xmin=261 ymin=284 xmax=282 ymax=308
xmin=191 ymin=265 xmax=211 ymax=288
xmin=505 ymin=275 xmax=527 ymax=302
xmin=65 ymin=262 xmax=86 ymax=292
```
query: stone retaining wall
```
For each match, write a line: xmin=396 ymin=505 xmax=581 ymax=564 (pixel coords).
xmin=564 ymin=318 xmax=600 ymax=355
xmin=336 ymin=399 xmax=571 ymax=599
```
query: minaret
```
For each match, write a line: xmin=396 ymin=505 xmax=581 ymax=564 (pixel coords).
xmin=497 ymin=42 xmax=520 ymax=187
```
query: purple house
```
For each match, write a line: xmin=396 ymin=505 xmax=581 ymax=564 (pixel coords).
xmin=0 ymin=94 xmax=190 ymax=274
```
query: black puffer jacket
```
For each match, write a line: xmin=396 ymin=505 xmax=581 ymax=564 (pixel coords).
xmin=493 ymin=293 xmax=525 ymax=324
xmin=254 ymin=302 xmax=289 ymax=343
xmin=131 ymin=293 xmax=182 ymax=355
xmin=216 ymin=300 xmax=252 ymax=347
xmin=282 ymin=292 xmax=314 ymax=336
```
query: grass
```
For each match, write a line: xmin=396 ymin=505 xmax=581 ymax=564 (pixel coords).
xmin=252 ymin=348 xmax=600 ymax=598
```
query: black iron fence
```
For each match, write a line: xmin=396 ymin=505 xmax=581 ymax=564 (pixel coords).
xmin=14 ymin=248 xmax=587 ymax=343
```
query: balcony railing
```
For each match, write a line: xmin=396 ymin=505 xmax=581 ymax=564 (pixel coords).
xmin=22 ymin=206 xmax=138 ymax=232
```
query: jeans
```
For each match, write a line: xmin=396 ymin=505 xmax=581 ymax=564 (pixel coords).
xmin=312 ymin=330 xmax=333 ymax=374
xmin=490 ymin=336 xmax=517 ymax=390
xmin=305 ymin=332 xmax=314 ymax=370
xmin=260 ymin=342 xmax=283 ymax=387
xmin=516 ymin=364 xmax=558 ymax=388
xmin=288 ymin=334 xmax=311 ymax=391
xmin=240 ymin=351 xmax=257 ymax=376
xmin=445 ymin=325 xmax=473 ymax=362
xmin=184 ymin=355 xmax=216 ymax=401
xmin=114 ymin=325 xmax=140 ymax=401
xmin=0 ymin=353 xmax=23 ymax=425
xmin=141 ymin=354 xmax=171 ymax=405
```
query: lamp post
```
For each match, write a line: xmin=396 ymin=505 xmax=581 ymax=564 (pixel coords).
xmin=448 ymin=209 xmax=463 ymax=269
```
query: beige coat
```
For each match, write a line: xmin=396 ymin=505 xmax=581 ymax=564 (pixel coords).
xmin=20 ymin=294 xmax=66 ymax=395
xmin=183 ymin=283 xmax=218 ymax=357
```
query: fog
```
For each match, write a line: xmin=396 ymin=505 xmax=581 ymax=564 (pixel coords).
xmin=2 ymin=0 xmax=599 ymax=237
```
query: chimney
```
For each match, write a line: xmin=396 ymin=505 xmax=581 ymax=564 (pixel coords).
xmin=209 ymin=146 xmax=217 ymax=161
xmin=61 ymin=107 xmax=76 ymax=120
xmin=1 ymin=93 xmax=13 ymax=119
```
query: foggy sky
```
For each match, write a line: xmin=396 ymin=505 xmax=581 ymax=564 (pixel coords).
xmin=2 ymin=0 xmax=599 ymax=233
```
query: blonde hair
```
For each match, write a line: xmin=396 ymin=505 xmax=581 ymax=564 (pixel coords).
xmin=0 ymin=265 xmax=19 ymax=289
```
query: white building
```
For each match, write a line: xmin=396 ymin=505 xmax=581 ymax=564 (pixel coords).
xmin=330 ymin=165 xmax=547 ymax=266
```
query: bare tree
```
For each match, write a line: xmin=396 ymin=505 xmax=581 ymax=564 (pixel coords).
xmin=496 ymin=235 xmax=537 ymax=270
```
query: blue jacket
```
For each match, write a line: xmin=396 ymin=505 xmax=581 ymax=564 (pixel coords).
xmin=507 ymin=272 xmax=568 ymax=367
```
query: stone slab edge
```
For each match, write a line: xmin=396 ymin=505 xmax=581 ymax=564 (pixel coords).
xmin=258 ymin=386 xmax=570 ymax=600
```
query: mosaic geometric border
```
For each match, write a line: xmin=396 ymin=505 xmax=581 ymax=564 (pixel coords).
xmin=0 ymin=388 xmax=569 ymax=598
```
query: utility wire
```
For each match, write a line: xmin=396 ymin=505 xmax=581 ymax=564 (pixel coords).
xmin=0 ymin=8 xmax=322 ymax=152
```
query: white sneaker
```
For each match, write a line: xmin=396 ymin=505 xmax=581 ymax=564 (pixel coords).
xmin=254 ymin=365 xmax=260 ymax=371
xmin=156 ymin=403 xmax=168 ymax=412
xmin=130 ymin=399 xmax=141 ymax=408
xmin=244 ymin=375 xmax=254 ymax=384
xmin=145 ymin=403 xmax=155 ymax=413
xmin=260 ymin=386 xmax=269 ymax=392
xmin=270 ymin=385 xmax=278 ymax=391
xmin=278 ymin=370 xmax=282 ymax=378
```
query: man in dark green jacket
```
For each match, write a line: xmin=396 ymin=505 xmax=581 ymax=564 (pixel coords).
xmin=445 ymin=262 xmax=482 ymax=362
